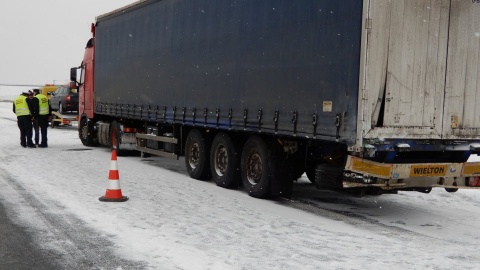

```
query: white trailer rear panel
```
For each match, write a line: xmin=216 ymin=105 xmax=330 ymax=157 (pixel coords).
xmin=358 ymin=0 xmax=480 ymax=146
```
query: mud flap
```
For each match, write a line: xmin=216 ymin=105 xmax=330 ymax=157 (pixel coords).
xmin=270 ymin=158 xmax=294 ymax=198
xmin=315 ymin=164 xmax=344 ymax=189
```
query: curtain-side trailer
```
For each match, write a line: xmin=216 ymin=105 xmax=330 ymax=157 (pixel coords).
xmin=72 ymin=0 xmax=480 ymax=198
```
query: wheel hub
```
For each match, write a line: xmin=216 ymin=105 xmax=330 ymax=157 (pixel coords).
xmin=214 ymin=145 xmax=228 ymax=176
xmin=81 ymin=125 xmax=89 ymax=139
xmin=188 ymin=142 xmax=200 ymax=169
xmin=246 ymin=151 xmax=262 ymax=185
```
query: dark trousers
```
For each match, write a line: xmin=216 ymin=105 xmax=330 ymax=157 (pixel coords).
xmin=17 ymin=116 xmax=33 ymax=146
xmin=37 ymin=115 xmax=49 ymax=146
xmin=33 ymin=119 xmax=39 ymax=144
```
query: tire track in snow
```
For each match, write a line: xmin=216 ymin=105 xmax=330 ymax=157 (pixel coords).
xmin=0 ymin=166 xmax=148 ymax=270
xmin=276 ymin=196 xmax=466 ymax=245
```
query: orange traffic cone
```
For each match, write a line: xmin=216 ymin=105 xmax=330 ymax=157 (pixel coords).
xmin=99 ymin=149 xmax=129 ymax=202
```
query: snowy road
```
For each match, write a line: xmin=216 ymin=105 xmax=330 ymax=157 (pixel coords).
xmin=0 ymin=165 xmax=147 ymax=269
xmin=1 ymin=101 xmax=480 ymax=270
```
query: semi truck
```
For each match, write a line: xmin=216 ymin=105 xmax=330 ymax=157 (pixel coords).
xmin=71 ymin=0 xmax=480 ymax=198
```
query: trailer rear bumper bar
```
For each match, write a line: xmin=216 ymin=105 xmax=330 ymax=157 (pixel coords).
xmin=342 ymin=155 xmax=480 ymax=189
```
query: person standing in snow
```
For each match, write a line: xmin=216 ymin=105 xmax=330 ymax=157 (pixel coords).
xmin=32 ymin=88 xmax=51 ymax=147
xmin=13 ymin=91 xmax=36 ymax=148
xmin=27 ymin=90 xmax=39 ymax=144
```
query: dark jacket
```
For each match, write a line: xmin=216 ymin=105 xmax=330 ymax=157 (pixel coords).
xmin=27 ymin=97 xmax=39 ymax=118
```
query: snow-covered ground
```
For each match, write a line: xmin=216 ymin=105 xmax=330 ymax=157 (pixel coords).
xmin=1 ymin=100 xmax=480 ymax=270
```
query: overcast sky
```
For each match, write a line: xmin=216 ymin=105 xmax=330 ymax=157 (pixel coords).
xmin=0 ymin=0 xmax=137 ymax=87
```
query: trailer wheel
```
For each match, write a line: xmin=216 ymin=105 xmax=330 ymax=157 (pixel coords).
xmin=210 ymin=133 xmax=241 ymax=188
xmin=185 ymin=129 xmax=211 ymax=180
xmin=79 ymin=118 xmax=96 ymax=147
xmin=445 ymin=188 xmax=458 ymax=193
xmin=241 ymin=136 xmax=271 ymax=198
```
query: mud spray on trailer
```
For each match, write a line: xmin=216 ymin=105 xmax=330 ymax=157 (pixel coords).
xmin=71 ymin=0 xmax=480 ymax=198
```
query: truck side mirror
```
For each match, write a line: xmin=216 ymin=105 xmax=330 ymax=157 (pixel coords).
xmin=70 ymin=67 xmax=77 ymax=82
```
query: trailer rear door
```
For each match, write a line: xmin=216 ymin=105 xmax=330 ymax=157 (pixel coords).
xmin=443 ymin=0 xmax=480 ymax=139
xmin=360 ymin=0 xmax=480 ymax=141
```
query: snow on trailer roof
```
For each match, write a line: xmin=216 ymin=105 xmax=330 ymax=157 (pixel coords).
xmin=95 ymin=0 xmax=154 ymax=22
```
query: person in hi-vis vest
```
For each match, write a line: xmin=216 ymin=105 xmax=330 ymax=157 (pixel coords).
xmin=13 ymin=92 xmax=36 ymax=148
xmin=32 ymin=89 xmax=52 ymax=147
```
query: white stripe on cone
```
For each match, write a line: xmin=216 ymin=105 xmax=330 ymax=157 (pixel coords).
xmin=110 ymin=160 xmax=118 ymax=170
xmin=107 ymin=179 xmax=122 ymax=189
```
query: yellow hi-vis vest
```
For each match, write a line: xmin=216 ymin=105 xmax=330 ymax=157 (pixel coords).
xmin=36 ymin=93 xmax=49 ymax=115
xmin=14 ymin=95 xmax=30 ymax=116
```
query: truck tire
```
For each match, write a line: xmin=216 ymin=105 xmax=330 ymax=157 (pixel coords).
xmin=210 ymin=133 xmax=241 ymax=189
xmin=241 ymin=136 xmax=271 ymax=198
xmin=185 ymin=129 xmax=211 ymax=180
xmin=79 ymin=118 xmax=97 ymax=146
xmin=445 ymin=188 xmax=458 ymax=193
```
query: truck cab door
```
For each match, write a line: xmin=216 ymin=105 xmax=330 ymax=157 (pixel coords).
xmin=79 ymin=41 xmax=95 ymax=119
xmin=82 ymin=60 xmax=94 ymax=113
